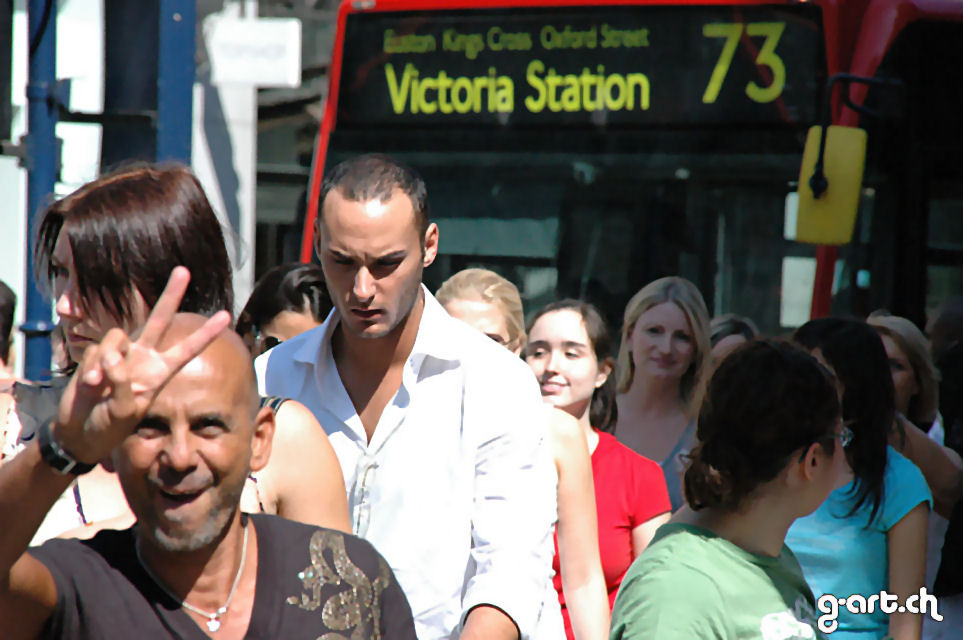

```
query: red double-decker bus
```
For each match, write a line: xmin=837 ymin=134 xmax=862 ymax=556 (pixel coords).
xmin=301 ymin=0 xmax=963 ymax=331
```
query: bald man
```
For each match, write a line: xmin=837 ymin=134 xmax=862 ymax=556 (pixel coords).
xmin=0 ymin=269 xmax=415 ymax=640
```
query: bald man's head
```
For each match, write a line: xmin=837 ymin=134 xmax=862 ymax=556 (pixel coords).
xmin=155 ymin=313 xmax=260 ymax=419
xmin=115 ymin=313 xmax=274 ymax=552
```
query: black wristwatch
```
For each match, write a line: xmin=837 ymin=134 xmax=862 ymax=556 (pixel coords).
xmin=36 ymin=418 xmax=96 ymax=475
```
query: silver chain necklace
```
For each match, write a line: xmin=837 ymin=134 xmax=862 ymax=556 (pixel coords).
xmin=135 ymin=523 xmax=249 ymax=633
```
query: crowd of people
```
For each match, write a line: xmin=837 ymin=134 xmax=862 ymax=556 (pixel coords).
xmin=0 ymin=154 xmax=962 ymax=639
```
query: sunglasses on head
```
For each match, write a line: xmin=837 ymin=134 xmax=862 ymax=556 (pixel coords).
xmin=251 ymin=327 xmax=282 ymax=354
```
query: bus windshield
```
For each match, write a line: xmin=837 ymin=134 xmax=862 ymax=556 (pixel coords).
xmin=323 ymin=3 xmax=827 ymax=330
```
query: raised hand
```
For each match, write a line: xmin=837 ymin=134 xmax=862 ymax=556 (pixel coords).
xmin=53 ymin=267 xmax=232 ymax=464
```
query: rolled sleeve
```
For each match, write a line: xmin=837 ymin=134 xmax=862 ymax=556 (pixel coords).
xmin=460 ymin=361 xmax=558 ymax=639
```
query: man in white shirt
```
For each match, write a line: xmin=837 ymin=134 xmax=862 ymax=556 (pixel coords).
xmin=255 ymin=155 xmax=560 ymax=640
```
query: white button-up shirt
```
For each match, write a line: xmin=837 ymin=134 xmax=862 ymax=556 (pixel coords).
xmin=255 ymin=288 xmax=560 ymax=640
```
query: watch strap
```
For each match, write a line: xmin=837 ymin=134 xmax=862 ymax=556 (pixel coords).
xmin=37 ymin=418 xmax=96 ymax=475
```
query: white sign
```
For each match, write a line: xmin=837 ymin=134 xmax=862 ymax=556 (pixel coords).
xmin=780 ymin=256 xmax=816 ymax=329
xmin=206 ymin=17 xmax=302 ymax=88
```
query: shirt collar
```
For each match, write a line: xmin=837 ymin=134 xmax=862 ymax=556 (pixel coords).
xmin=291 ymin=284 xmax=461 ymax=366
xmin=291 ymin=308 xmax=338 ymax=366
xmin=411 ymin=286 xmax=461 ymax=362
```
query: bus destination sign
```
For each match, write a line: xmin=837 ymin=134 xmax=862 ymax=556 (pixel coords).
xmin=336 ymin=5 xmax=824 ymax=128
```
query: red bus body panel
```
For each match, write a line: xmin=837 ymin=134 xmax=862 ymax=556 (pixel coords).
xmin=810 ymin=0 xmax=963 ymax=318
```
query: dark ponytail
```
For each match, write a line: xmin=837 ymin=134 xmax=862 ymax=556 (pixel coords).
xmin=590 ymin=374 xmax=618 ymax=434
xmin=684 ymin=339 xmax=840 ymax=511
xmin=793 ymin=318 xmax=891 ymax=523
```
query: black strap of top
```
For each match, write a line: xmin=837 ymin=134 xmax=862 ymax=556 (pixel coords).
xmin=260 ymin=396 xmax=287 ymax=412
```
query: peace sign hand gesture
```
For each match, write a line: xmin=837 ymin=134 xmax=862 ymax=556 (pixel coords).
xmin=52 ymin=267 xmax=232 ymax=464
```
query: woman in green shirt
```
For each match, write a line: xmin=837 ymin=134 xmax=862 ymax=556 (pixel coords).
xmin=610 ymin=339 xmax=850 ymax=640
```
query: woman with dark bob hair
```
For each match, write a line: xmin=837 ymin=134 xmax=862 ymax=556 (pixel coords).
xmin=611 ymin=339 xmax=846 ymax=638
xmin=10 ymin=164 xmax=349 ymax=541
xmin=35 ymin=165 xmax=233 ymax=331
xmin=786 ymin=318 xmax=931 ymax=640
xmin=708 ymin=312 xmax=759 ymax=366
xmin=236 ymin=262 xmax=332 ymax=357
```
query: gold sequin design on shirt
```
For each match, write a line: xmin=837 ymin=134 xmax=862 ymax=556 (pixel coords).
xmin=287 ymin=529 xmax=393 ymax=640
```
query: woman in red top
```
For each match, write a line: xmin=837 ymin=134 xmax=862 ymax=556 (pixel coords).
xmin=526 ymin=300 xmax=672 ymax=638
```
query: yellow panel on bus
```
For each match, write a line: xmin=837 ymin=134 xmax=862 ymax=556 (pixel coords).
xmin=796 ymin=125 xmax=867 ymax=245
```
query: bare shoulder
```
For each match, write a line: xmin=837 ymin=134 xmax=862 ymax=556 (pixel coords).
xmin=259 ymin=400 xmax=349 ymax=530
xmin=263 ymin=400 xmax=330 ymax=466
xmin=274 ymin=399 xmax=322 ymax=436
xmin=546 ymin=407 xmax=592 ymax=476
xmin=547 ymin=407 xmax=584 ymax=445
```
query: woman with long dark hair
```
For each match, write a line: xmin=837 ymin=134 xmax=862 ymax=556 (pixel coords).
xmin=787 ymin=318 xmax=931 ymax=640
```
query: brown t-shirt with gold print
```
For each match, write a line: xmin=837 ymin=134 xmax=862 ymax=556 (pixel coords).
xmin=28 ymin=514 xmax=416 ymax=639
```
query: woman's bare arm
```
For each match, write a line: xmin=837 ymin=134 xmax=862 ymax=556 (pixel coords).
xmin=630 ymin=512 xmax=670 ymax=558
xmin=887 ymin=502 xmax=928 ymax=640
xmin=892 ymin=414 xmax=963 ymax=518
xmin=257 ymin=400 xmax=351 ymax=532
xmin=549 ymin=409 xmax=609 ymax=640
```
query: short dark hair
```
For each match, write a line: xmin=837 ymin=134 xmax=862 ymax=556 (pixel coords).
xmin=527 ymin=299 xmax=618 ymax=433
xmin=684 ymin=339 xmax=841 ymax=511
xmin=793 ymin=318 xmax=891 ymax=523
xmin=709 ymin=313 xmax=760 ymax=348
xmin=318 ymin=154 xmax=430 ymax=239
xmin=0 ymin=279 xmax=15 ymax=366
xmin=236 ymin=262 xmax=331 ymax=336
xmin=34 ymin=164 xmax=233 ymax=322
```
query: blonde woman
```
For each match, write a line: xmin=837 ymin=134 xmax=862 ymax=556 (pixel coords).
xmin=868 ymin=313 xmax=940 ymax=435
xmin=868 ymin=312 xmax=963 ymax=622
xmin=866 ymin=311 xmax=963 ymax=516
xmin=437 ymin=269 xmax=609 ymax=640
xmin=614 ymin=276 xmax=711 ymax=511
xmin=436 ymin=268 xmax=526 ymax=353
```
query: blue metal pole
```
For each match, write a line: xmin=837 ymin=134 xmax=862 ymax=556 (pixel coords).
xmin=157 ymin=0 xmax=195 ymax=163
xmin=23 ymin=0 xmax=57 ymax=381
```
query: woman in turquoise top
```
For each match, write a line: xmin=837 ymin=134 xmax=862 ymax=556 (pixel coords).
xmin=787 ymin=319 xmax=932 ymax=640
